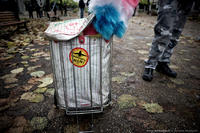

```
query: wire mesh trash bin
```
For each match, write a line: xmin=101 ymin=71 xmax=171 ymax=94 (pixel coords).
xmin=45 ymin=14 xmax=112 ymax=115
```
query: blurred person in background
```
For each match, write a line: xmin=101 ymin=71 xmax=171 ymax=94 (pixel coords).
xmin=79 ymin=0 xmax=85 ymax=18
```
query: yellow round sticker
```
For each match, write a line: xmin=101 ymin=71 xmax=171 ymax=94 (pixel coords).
xmin=69 ymin=48 xmax=89 ymax=67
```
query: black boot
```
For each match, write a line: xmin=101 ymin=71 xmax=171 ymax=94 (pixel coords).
xmin=156 ymin=62 xmax=177 ymax=78
xmin=142 ymin=68 xmax=154 ymax=81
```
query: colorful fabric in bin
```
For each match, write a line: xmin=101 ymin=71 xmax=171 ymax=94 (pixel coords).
xmin=89 ymin=0 xmax=139 ymax=40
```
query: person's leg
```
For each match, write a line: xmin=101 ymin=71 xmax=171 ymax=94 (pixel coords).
xmin=82 ymin=8 xmax=84 ymax=17
xmin=143 ymin=0 xmax=178 ymax=81
xmin=146 ymin=0 xmax=178 ymax=69
xmin=159 ymin=1 xmax=194 ymax=63
xmin=39 ymin=11 xmax=41 ymax=18
xmin=64 ymin=8 xmax=67 ymax=16
xmin=156 ymin=1 xmax=194 ymax=77
xmin=28 ymin=11 xmax=31 ymax=18
xmin=31 ymin=11 xmax=33 ymax=18
xmin=80 ymin=8 xmax=84 ymax=18
xmin=80 ymin=8 xmax=82 ymax=18
xmin=47 ymin=11 xmax=50 ymax=19
xmin=36 ymin=11 xmax=39 ymax=18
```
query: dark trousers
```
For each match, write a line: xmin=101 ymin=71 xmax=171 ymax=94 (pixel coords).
xmin=145 ymin=0 xmax=194 ymax=69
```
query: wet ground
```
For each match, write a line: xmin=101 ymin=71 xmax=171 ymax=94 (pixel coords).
xmin=0 ymin=12 xmax=200 ymax=133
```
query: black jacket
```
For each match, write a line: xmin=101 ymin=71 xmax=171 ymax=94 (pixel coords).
xmin=79 ymin=0 xmax=85 ymax=9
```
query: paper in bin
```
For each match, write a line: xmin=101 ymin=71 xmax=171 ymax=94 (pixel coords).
xmin=45 ymin=14 xmax=95 ymax=41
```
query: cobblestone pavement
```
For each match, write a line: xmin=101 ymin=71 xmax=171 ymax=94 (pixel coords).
xmin=0 ymin=13 xmax=200 ymax=133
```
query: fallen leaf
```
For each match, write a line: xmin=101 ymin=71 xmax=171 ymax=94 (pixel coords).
xmin=183 ymin=58 xmax=191 ymax=61
xmin=30 ymin=71 xmax=45 ymax=78
xmin=112 ymin=76 xmax=126 ymax=84
xmin=33 ymin=52 xmax=44 ymax=57
xmin=167 ymin=83 xmax=176 ymax=88
xmin=188 ymin=40 xmax=193 ymax=43
xmin=8 ymin=63 xmax=18 ymax=67
xmin=24 ymin=38 xmax=31 ymax=43
xmin=21 ymin=56 xmax=30 ymax=60
xmin=11 ymin=68 xmax=24 ymax=74
xmin=33 ymin=52 xmax=50 ymax=57
xmin=29 ymin=44 xmax=34 ymax=47
xmin=146 ymin=43 xmax=151 ymax=46
xmin=34 ymin=87 xmax=47 ymax=93
xmin=137 ymin=50 xmax=148 ymax=54
xmin=120 ymin=72 xmax=135 ymax=77
xmin=21 ymin=92 xmax=44 ymax=103
xmin=45 ymin=88 xmax=55 ymax=96
xmin=29 ymin=58 xmax=39 ymax=62
xmin=142 ymin=103 xmax=163 ymax=113
xmin=118 ymin=94 xmax=137 ymax=109
xmin=7 ymin=41 xmax=16 ymax=48
xmin=38 ymin=77 xmax=53 ymax=88
xmin=27 ymin=65 xmax=41 ymax=71
xmin=0 ymin=73 xmax=17 ymax=79
xmin=45 ymin=57 xmax=50 ymax=60
xmin=190 ymin=66 xmax=198 ymax=70
xmin=22 ymin=85 xmax=33 ymax=91
xmin=0 ymin=55 xmax=14 ymax=61
xmin=30 ymin=117 xmax=48 ymax=130
xmin=170 ymin=65 xmax=179 ymax=69
xmin=180 ymin=50 xmax=187 ymax=52
xmin=30 ymin=48 xmax=38 ymax=52
xmin=136 ymin=99 xmax=147 ymax=107
xmin=21 ymin=61 xmax=28 ymax=65
xmin=28 ymin=77 xmax=39 ymax=84
xmin=178 ymin=51 xmax=184 ymax=55
xmin=7 ymin=47 xmax=17 ymax=54
xmin=4 ymin=84 xmax=18 ymax=89
xmin=24 ymin=64 xmax=29 ymax=67
xmin=170 ymin=79 xmax=184 ymax=85
xmin=4 ymin=78 xmax=18 ymax=84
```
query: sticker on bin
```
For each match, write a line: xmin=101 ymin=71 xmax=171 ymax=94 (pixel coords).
xmin=69 ymin=48 xmax=89 ymax=67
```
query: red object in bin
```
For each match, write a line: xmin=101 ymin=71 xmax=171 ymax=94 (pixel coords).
xmin=83 ymin=23 xmax=98 ymax=36
xmin=83 ymin=24 xmax=110 ymax=43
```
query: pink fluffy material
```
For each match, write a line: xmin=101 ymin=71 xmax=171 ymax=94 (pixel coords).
xmin=122 ymin=0 xmax=139 ymax=8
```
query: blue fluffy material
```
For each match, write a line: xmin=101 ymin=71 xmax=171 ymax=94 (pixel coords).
xmin=92 ymin=5 xmax=126 ymax=40
xmin=115 ymin=21 xmax=126 ymax=38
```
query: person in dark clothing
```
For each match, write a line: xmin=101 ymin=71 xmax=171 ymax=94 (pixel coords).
xmin=86 ymin=0 xmax=90 ymax=7
xmin=51 ymin=3 xmax=57 ymax=16
xmin=79 ymin=0 xmax=85 ymax=18
xmin=63 ymin=3 xmax=68 ymax=16
xmin=44 ymin=0 xmax=50 ymax=19
xmin=25 ymin=1 xmax=34 ymax=18
xmin=36 ymin=2 xmax=42 ymax=18
xmin=59 ymin=3 xmax=63 ymax=15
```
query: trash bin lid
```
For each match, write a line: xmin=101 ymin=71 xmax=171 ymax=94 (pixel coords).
xmin=45 ymin=14 xmax=95 ymax=41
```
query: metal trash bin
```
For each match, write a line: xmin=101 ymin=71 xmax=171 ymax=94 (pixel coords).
xmin=45 ymin=14 xmax=112 ymax=115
